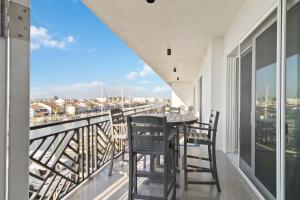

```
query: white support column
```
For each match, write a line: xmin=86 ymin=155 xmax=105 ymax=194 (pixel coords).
xmin=0 ymin=37 xmax=7 ymax=200
xmin=6 ymin=0 xmax=30 ymax=199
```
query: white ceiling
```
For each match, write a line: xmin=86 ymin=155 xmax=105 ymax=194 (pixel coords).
xmin=82 ymin=0 xmax=245 ymax=84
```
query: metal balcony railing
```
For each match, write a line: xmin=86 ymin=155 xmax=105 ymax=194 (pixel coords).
xmin=29 ymin=106 xmax=162 ymax=200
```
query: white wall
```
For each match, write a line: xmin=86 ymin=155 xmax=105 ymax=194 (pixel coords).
xmin=194 ymin=43 xmax=212 ymax=123
xmin=224 ymin=0 xmax=277 ymax=55
xmin=210 ymin=37 xmax=226 ymax=151
xmin=191 ymin=38 xmax=225 ymax=150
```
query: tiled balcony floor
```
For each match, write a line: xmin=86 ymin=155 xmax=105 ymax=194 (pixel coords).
xmin=66 ymin=146 xmax=259 ymax=200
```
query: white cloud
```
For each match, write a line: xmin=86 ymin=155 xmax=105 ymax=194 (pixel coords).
xmin=67 ymin=36 xmax=75 ymax=43
xmin=126 ymin=62 xmax=154 ymax=80
xmin=30 ymin=26 xmax=75 ymax=51
xmin=141 ymin=80 xmax=150 ymax=84
xmin=139 ymin=64 xmax=153 ymax=77
xmin=126 ymin=72 xmax=139 ymax=80
xmin=153 ymin=86 xmax=171 ymax=93
xmin=30 ymin=81 xmax=168 ymax=99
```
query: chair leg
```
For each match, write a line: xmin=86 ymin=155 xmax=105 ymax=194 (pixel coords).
xmin=143 ymin=154 xmax=147 ymax=169
xmin=177 ymin=126 xmax=180 ymax=158
xmin=164 ymin=154 xmax=169 ymax=200
xmin=183 ymin=125 xmax=188 ymax=191
xmin=133 ymin=154 xmax=138 ymax=195
xmin=212 ymin=145 xmax=221 ymax=192
xmin=150 ymin=155 xmax=155 ymax=172
xmin=172 ymin=144 xmax=177 ymax=200
xmin=108 ymin=140 xmax=115 ymax=177
xmin=207 ymin=144 xmax=214 ymax=178
xmin=128 ymin=152 xmax=133 ymax=200
xmin=121 ymin=142 xmax=126 ymax=164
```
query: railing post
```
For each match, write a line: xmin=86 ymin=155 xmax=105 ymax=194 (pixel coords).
xmin=7 ymin=1 xmax=30 ymax=199
xmin=87 ymin=118 xmax=90 ymax=177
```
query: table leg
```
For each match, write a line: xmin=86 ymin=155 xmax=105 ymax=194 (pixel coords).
xmin=175 ymin=126 xmax=179 ymax=167
xmin=150 ymin=155 xmax=155 ymax=172
xmin=183 ymin=124 xmax=188 ymax=190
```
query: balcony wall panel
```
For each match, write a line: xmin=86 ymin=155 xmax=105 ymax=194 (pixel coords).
xmin=193 ymin=42 xmax=212 ymax=124
xmin=192 ymin=38 xmax=226 ymax=151
xmin=210 ymin=37 xmax=226 ymax=152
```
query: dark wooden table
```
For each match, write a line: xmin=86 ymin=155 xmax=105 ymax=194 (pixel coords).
xmin=136 ymin=113 xmax=198 ymax=189
xmin=165 ymin=113 xmax=198 ymax=190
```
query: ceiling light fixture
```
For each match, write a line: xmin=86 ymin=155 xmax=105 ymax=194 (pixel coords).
xmin=177 ymin=77 xmax=179 ymax=81
xmin=167 ymin=49 xmax=171 ymax=56
xmin=146 ymin=0 xmax=155 ymax=3
xmin=173 ymin=68 xmax=176 ymax=72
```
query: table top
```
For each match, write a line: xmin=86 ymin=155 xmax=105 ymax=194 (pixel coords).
xmin=135 ymin=113 xmax=198 ymax=125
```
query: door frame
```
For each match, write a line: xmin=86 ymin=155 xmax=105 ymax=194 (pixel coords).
xmin=198 ymin=76 xmax=203 ymax=123
xmin=226 ymin=52 xmax=240 ymax=155
xmin=0 ymin=26 xmax=7 ymax=200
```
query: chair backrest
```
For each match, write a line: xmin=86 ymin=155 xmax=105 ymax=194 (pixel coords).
xmin=127 ymin=115 xmax=169 ymax=155
xmin=169 ymin=107 xmax=180 ymax=114
xmin=208 ymin=110 xmax=220 ymax=143
xmin=109 ymin=108 xmax=126 ymax=137
xmin=109 ymin=108 xmax=125 ymax=125
xmin=187 ymin=106 xmax=195 ymax=115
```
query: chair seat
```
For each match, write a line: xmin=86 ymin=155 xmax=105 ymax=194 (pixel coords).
xmin=187 ymin=131 xmax=211 ymax=145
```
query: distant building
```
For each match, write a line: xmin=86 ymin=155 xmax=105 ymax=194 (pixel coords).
xmin=66 ymin=102 xmax=87 ymax=115
xmin=146 ymin=98 xmax=156 ymax=103
xmin=132 ymin=97 xmax=146 ymax=104
xmin=96 ymin=98 xmax=107 ymax=103
xmin=42 ymin=101 xmax=65 ymax=115
xmin=30 ymin=104 xmax=50 ymax=117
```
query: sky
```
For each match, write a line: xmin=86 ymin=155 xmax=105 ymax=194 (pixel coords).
xmin=30 ymin=0 xmax=171 ymax=99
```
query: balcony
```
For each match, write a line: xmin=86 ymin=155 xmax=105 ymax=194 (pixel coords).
xmin=28 ymin=105 xmax=257 ymax=200
xmin=2 ymin=0 xmax=300 ymax=199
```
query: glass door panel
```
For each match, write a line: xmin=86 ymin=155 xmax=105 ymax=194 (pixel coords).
xmin=255 ymin=23 xmax=277 ymax=196
xmin=286 ymin=1 xmax=300 ymax=199
xmin=240 ymin=49 xmax=252 ymax=167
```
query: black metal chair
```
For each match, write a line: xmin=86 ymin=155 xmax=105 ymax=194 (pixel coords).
xmin=127 ymin=115 xmax=177 ymax=200
xmin=185 ymin=110 xmax=221 ymax=192
xmin=108 ymin=108 xmax=129 ymax=176
xmin=169 ymin=106 xmax=182 ymax=165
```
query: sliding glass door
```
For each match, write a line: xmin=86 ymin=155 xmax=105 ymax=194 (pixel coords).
xmin=254 ymin=22 xmax=277 ymax=196
xmin=233 ymin=1 xmax=300 ymax=199
xmin=240 ymin=49 xmax=252 ymax=167
xmin=285 ymin=1 xmax=300 ymax=199
xmin=237 ymin=11 xmax=278 ymax=199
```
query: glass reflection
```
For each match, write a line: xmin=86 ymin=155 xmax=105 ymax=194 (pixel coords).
xmin=255 ymin=23 xmax=277 ymax=195
xmin=286 ymin=1 xmax=300 ymax=199
xmin=240 ymin=50 xmax=252 ymax=166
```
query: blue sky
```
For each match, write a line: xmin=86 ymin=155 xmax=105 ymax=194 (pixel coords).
xmin=30 ymin=0 xmax=170 ymax=99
